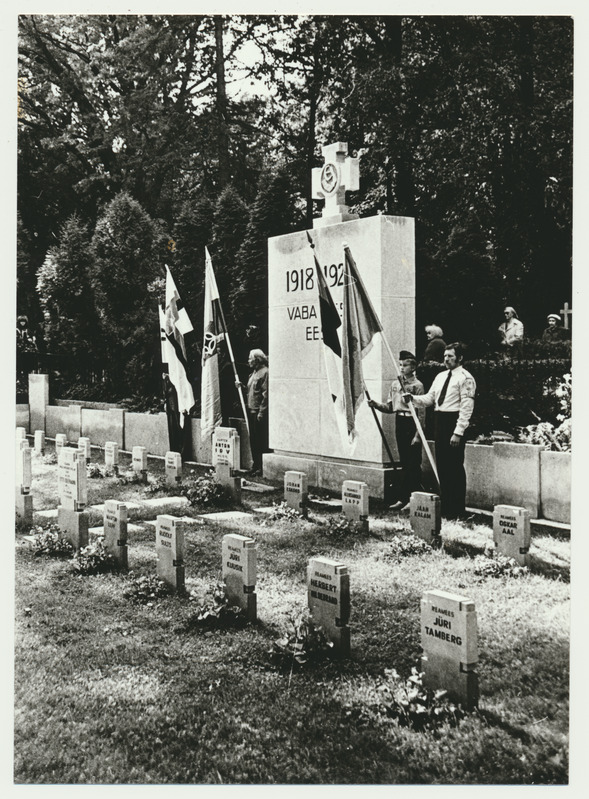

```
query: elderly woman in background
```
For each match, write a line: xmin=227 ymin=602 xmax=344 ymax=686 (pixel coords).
xmin=244 ymin=349 xmax=269 ymax=475
xmin=423 ymin=324 xmax=446 ymax=363
xmin=498 ymin=306 xmax=524 ymax=354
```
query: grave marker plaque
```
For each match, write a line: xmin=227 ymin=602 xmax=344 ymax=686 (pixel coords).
xmin=284 ymin=471 xmax=308 ymax=515
xmin=165 ymin=451 xmax=183 ymax=486
xmin=212 ymin=427 xmax=240 ymax=471
xmin=15 ymin=445 xmax=33 ymax=522
xmin=78 ymin=436 xmax=91 ymax=462
xmin=57 ymin=448 xmax=87 ymax=511
xmin=420 ymin=589 xmax=478 ymax=710
xmin=307 ymin=556 xmax=350 ymax=655
xmin=34 ymin=430 xmax=45 ymax=455
xmin=492 ymin=504 xmax=531 ymax=566
xmin=132 ymin=446 xmax=148 ymax=481
xmin=410 ymin=492 xmax=441 ymax=545
xmin=16 ymin=427 xmax=27 ymax=442
xmin=103 ymin=500 xmax=128 ymax=569
xmin=156 ymin=515 xmax=185 ymax=591
xmin=222 ymin=533 xmax=257 ymax=621
xmin=104 ymin=441 xmax=120 ymax=474
xmin=342 ymin=480 xmax=369 ymax=529
xmin=55 ymin=433 xmax=67 ymax=457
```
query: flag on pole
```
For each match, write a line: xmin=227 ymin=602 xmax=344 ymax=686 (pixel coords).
xmin=341 ymin=244 xmax=383 ymax=444
xmin=161 ymin=266 xmax=195 ymax=426
xmin=200 ymin=248 xmax=225 ymax=442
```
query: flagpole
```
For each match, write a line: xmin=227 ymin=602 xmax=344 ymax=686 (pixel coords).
xmin=363 ymin=385 xmax=399 ymax=467
xmin=343 ymin=243 xmax=440 ymax=487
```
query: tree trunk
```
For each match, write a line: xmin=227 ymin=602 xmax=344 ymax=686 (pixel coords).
xmin=215 ymin=15 xmax=231 ymax=189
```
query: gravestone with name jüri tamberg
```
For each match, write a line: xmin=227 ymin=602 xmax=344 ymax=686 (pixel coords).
xmin=156 ymin=515 xmax=185 ymax=591
xmin=222 ymin=533 xmax=257 ymax=621
xmin=132 ymin=446 xmax=148 ymax=482
xmin=57 ymin=447 xmax=89 ymax=549
xmin=410 ymin=491 xmax=441 ymax=545
xmin=104 ymin=441 xmax=119 ymax=474
xmin=420 ymin=589 xmax=478 ymax=709
xmin=342 ymin=480 xmax=369 ymax=530
xmin=34 ymin=430 xmax=45 ymax=455
xmin=213 ymin=427 xmax=241 ymax=502
xmin=265 ymin=142 xmax=415 ymax=499
xmin=492 ymin=504 xmax=531 ymax=566
xmin=307 ymin=556 xmax=350 ymax=655
xmin=165 ymin=451 xmax=183 ymax=486
xmin=103 ymin=500 xmax=128 ymax=569
xmin=15 ymin=442 xmax=33 ymax=522
xmin=284 ymin=470 xmax=308 ymax=515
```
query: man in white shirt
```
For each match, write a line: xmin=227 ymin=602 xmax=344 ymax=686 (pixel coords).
xmin=403 ymin=342 xmax=476 ymax=519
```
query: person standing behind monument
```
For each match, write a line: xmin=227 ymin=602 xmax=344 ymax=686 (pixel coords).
xmin=403 ymin=342 xmax=476 ymax=520
xmin=542 ymin=313 xmax=570 ymax=344
xmin=423 ymin=324 xmax=446 ymax=362
xmin=237 ymin=349 xmax=269 ymax=475
xmin=367 ymin=351 xmax=425 ymax=511
xmin=498 ymin=306 xmax=524 ymax=355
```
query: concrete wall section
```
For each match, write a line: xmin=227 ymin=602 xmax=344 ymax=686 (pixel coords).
xmin=81 ymin=408 xmax=125 ymax=449
xmin=124 ymin=412 xmax=169 ymax=456
xmin=29 ymin=374 xmax=49 ymax=432
xmin=16 ymin=405 xmax=30 ymax=431
xmin=540 ymin=450 xmax=571 ymax=524
xmin=493 ymin=442 xmax=541 ymax=518
xmin=465 ymin=444 xmax=494 ymax=511
xmin=46 ymin=405 xmax=82 ymax=442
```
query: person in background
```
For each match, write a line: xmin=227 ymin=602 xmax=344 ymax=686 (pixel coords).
xmin=367 ymin=351 xmax=425 ymax=511
xmin=423 ymin=324 xmax=446 ymax=363
xmin=237 ymin=349 xmax=269 ymax=475
xmin=542 ymin=313 xmax=569 ymax=344
xmin=498 ymin=306 xmax=524 ymax=354
xmin=403 ymin=342 xmax=476 ymax=520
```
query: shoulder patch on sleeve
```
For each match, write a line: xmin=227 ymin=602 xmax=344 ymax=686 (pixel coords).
xmin=463 ymin=378 xmax=476 ymax=398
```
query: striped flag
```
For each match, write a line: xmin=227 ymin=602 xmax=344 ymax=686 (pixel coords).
xmin=161 ymin=266 xmax=195 ymax=426
xmin=341 ymin=244 xmax=383 ymax=444
xmin=200 ymin=248 xmax=225 ymax=442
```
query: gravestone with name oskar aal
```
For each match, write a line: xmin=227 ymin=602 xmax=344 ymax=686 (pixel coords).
xmin=103 ymin=500 xmax=128 ymax=569
xmin=16 ymin=441 xmax=33 ymax=522
xmin=57 ymin=447 xmax=89 ymax=549
xmin=222 ymin=533 xmax=257 ymax=621
xmin=284 ymin=470 xmax=308 ymax=515
xmin=410 ymin=491 xmax=441 ymax=545
xmin=156 ymin=515 xmax=185 ymax=591
xmin=266 ymin=142 xmax=415 ymax=499
xmin=307 ymin=556 xmax=350 ymax=655
xmin=492 ymin=504 xmax=531 ymax=567
xmin=421 ymin=589 xmax=478 ymax=710
xmin=213 ymin=427 xmax=241 ymax=502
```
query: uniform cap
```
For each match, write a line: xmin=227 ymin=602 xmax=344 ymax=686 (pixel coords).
xmin=399 ymin=350 xmax=416 ymax=361
xmin=547 ymin=313 xmax=561 ymax=322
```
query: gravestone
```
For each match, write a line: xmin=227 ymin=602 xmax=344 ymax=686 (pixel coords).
xmin=307 ymin=556 xmax=350 ymax=655
xmin=492 ymin=504 xmax=531 ymax=566
xmin=156 ymin=515 xmax=185 ymax=591
xmin=57 ymin=448 xmax=89 ymax=549
xmin=132 ymin=446 xmax=148 ymax=482
xmin=421 ymin=589 xmax=478 ymax=710
xmin=342 ymin=480 xmax=369 ymax=530
xmin=15 ymin=444 xmax=33 ymax=522
xmin=104 ymin=441 xmax=120 ymax=474
xmin=16 ymin=427 xmax=27 ymax=442
xmin=55 ymin=433 xmax=67 ymax=458
xmin=103 ymin=500 xmax=128 ymax=569
xmin=409 ymin=492 xmax=441 ymax=545
xmin=265 ymin=141 xmax=415 ymax=499
xmin=284 ymin=470 xmax=308 ymax=516
xmin=165 ymin=451 xmax=183 ymax=487
xmin=34 ymin=430 xmax=45 ymax=455
xmin=78 ymin=436 xmax=91 ymax=462
xmin=213 ymin=427 xmax=241 ymax=502
xmin=222 ymin=533 xmax=257 ymax=621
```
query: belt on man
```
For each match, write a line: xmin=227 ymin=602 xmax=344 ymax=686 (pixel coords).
xmin=396 ymin=411 xmax=413 ymax=417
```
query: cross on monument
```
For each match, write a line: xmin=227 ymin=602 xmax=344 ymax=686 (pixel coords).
xmin=311 ymin=142 xmax=360 ymax=228
xmin=560 ymin=301 xmax=572 ymax=330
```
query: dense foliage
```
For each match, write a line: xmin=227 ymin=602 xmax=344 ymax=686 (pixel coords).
xmin=18 ymin=14 xmax=573 ymax=401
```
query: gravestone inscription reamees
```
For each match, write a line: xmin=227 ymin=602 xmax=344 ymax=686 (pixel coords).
xmin=15 ymin=444 xmax=33 ymax=522
xmin=34 ymin=430 xmax=45 ymax=455
xmin=165 ymin=451 xmax=183 ymax=487
xmin=57 ymin=448 xmax=89 ymax=549
xmin=410 ymin=492 xmax=441 ymax=545
xmin=156 ymin=515 xmax=185 ymax=591
xmin=222 ymin=533 xmax=257 ymax=621
xmin=307 ymin=556 xmax=350 ymax=655
xmin=104 ymin=441 xmax=120 ymax=474
xmin=492 ymin=504 xmax=531 ymax=567
xmin=284 ymin=470 xmax=308 ymax=515
xmin=103 ymin=500 xmax=128 ymax=569
xmin=342 ymin=480 xmax=369 ymax=530
xmin=420 ymin=589 xmax=478 ymax=710
xmin=132 ymin=446 xmax=148 ymax=482
xmin=78 ymin=436 xmax=91 ymax=462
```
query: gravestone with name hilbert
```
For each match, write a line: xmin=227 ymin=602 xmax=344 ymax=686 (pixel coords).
xmin=15 ymin=442 xmax=33 ymax=522
xmin=104 ymin=441 xmax=119 ymax=474
xmin=266 ymin=142 xmax=415 ymax=499
xmin=156 ymin=515 xmax=185 ymax=591
xmin=421 ymin=590 xmax=478 ymax=710
xmin=410 ymin=491 xmax=441 ymax=545
xmin=57 ymin=447 xmax=89 ymax=549
xmin=212 ymin=427 xmax=241 ymax=503
xmin=284 ymin=471 xmax=308 ymax=515
xmin=307 ymin=556 xmax=350 ymax=656
xmin=342 ymin=480 xmax=369 ymax=531
xmin=492 ymin=504 xmax=531 ymax=566
xmin=222 ymin=533 xmax=257 ymax=621
xmin=103 ymin=500 xmax=128 ymax=569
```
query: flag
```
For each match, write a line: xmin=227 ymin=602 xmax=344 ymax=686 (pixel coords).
xmin=161 ymin=266 xmax=195 ymax=426
xmin=200 ymin=248 xmax=225 ymax=441
xmin=341 ymin=244 xmax=383 ymax=444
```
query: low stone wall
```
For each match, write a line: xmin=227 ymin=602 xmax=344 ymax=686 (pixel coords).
xmin=46 ymin=404 xmax=82 ymax=443
xmin=81 ymin=408 xmax=125 ymax=449
xmin=540 ymin=450 xmax=571 ymax=524
xmin=16 ymin=404 xmax=29 ymax=430
xmin=124 ymin=412 xmax=169 ymax=457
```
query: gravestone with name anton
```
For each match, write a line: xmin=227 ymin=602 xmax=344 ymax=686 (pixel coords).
xmin=265 ymin=142 xmax=415 ymax=499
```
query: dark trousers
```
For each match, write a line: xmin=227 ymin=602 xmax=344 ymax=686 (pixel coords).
xmin=395 ymin=414 xmax=422 ymax=503
xmin=434 ymin=411 xmax=467 ymax=519
xmin=248 ymin=410 xmax=268 ymax=472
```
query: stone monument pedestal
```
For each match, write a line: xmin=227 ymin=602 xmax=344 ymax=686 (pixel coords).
xmin=58 ymin=507 xmax=89 ymax=550
xmin=16 ymin=489 xmax=33 ymax=523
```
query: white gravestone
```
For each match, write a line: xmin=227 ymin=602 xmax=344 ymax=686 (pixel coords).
xmin=156 ymin=515 xmax=185 ymax=591
xmin=492 ymin=505 xmax=531 ymax=567
xmin=213 ymin=428 xmax=241 ymax=502
xmin=165 ymin=451 xmax=183 ymax=486
xmin=78 ymin=437 xmax=91 ymax=462
xmin=132 ymin=446 xmax=148 ymax=481
xmin=409 ymin=492 xmax=441 ymax=545
xmin=307 ymin=556 xmax=350 ymax=655
xmin=55 ymin=433 xmax=67 ymax=458
xmin=104 ymin=441 xmax=120 ymax=474
xmin=342 ymin=480 xmax=369 ymax=530
xmin=34 ymin=430 xmax=45 ymax=455
xmin=421 ymin=589 xmax=478 ymax=710
xmin=266 ymin=143 xmax=415 ymax=498
xmin=57 ymin=448 xmax=89 ymax=549
xmin=103 ymin=500 xmax=128 ymax=569
xmin=222 ymin=533 xmax=257 ymax=621
xmin=16 ymin=427 xmax=27 ymax=442
xmin=15 ymin=445 xmax=33 ymax=522
xmin=284 ymin=471 xmax=308 ymax=515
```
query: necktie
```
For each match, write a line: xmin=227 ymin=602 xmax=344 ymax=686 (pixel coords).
xmin=437 ymin=370 xmax=452 ymax=407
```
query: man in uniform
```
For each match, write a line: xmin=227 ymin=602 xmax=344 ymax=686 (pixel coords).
xmin=367 ymin=351 xmax=424 ymax=511
xmin=403 ymin=342 xmax=476 ymax=520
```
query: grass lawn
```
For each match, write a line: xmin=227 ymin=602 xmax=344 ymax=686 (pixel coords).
xmin=14 ymin=445 xmax=570 ymax=784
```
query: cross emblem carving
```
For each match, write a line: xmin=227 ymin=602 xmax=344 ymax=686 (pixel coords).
xmin=312 ymin=142 xmax=360 ymax=228
xmin=560 ymin=301 xmax=572 ymax=329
